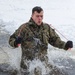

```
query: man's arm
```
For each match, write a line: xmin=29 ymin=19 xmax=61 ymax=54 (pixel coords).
xmin=48 ymin=26 xmax=73 ymax=50
xmin=49 ymin=27 xmax=66 ymax=49
xmin=9 ymin=24 xmax=25 ymax=47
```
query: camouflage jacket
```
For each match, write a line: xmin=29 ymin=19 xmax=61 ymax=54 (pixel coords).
xmin=9 ymin=18 xmax=66 ymax=57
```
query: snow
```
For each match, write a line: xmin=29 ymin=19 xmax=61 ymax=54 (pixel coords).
xmin=0 ymin=0 xmax=75 ymax=74
xmin=0 ymin=0 xmax=75 ymax=42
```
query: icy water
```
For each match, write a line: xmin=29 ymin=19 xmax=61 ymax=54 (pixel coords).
xmin=0 ymin=23 xmax=75 ymax=75
xmin=0 ymin=0 xmax=75 ymax=75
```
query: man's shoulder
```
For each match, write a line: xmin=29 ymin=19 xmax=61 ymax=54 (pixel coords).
xmin=21 ymin=22 xmax=30 ymax=26
xmin=43 ymin=23 xmax=54 ymax=30
xmin=43 ymin=23 xmax=55 ymax=32
xmin=20 ymin=22 xmax=32 ymax=28
xmin=43 ymin=22 xmax=49 ymax=25
xmin=43 ymin=22 xmax=50 ymax=29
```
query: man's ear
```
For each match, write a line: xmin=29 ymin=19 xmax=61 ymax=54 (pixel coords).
xmin=31 ymin=14 xmax=34 ymax=19
xmin=31 ymin=14 xmax=33 ymax=18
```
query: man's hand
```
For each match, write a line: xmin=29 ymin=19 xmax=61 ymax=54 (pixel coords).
xmin=65 ymin=41 xmax=73 ymax=50
xmin=14 ymin=36 xmax=22 ymax=47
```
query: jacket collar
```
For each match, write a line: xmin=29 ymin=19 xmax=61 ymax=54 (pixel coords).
xmin=29 ymin=18 xmax=43 ymax=28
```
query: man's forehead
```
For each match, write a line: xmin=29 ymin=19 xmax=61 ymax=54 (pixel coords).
xmin=33 ymin=11 xmax=43 ymax=15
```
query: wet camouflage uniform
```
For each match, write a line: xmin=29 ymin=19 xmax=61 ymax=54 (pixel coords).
xmin=9 ymin=18 xmax=66 ymax=75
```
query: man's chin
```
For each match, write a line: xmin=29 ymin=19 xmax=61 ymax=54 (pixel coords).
xmin=37 ymin=23 xmax=42 ymax=25
xmin=37 ymin=24 xmax=41 ymax=26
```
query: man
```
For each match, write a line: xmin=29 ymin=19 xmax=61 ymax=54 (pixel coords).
xmin=9 ymin=6 xmax=73 ymax=75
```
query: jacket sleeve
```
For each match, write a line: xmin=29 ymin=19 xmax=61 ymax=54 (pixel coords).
xmin=48 ymin=26 xmax=66 ymax=49
xmin=9 ymin=24 xmax=25 ymax=48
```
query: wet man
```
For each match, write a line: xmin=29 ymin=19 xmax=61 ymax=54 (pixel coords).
xmin=9 ymin=6 xmax=73 ymax=75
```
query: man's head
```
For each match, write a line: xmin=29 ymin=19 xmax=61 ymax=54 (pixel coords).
xmin=31 ymin=6 xmax=43 ymax=25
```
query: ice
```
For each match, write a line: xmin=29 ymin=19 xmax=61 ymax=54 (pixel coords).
xmin=0 ymin=0 xmax=75 ymax=75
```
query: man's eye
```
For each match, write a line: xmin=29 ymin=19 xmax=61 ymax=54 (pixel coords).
xmin=36 ymin=15 xmax=43 ymax=18
xmin=36 ymin=15 xmax=39 ymax=17
xmin=40 ymin=16 xmax=43 ymax=18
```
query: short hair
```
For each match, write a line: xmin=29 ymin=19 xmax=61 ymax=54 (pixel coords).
xmin=32 ymin=6 xmax=43 ymax=14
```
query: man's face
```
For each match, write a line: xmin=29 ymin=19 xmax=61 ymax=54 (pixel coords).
xmin=32 ymin=11 xmax=43 ymax=25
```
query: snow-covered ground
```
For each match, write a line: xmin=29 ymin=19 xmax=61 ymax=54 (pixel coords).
xmin=0 ymin=0 xmax=75 ymax=45
xmin=0 ymin=0 xmax=75 ymax=75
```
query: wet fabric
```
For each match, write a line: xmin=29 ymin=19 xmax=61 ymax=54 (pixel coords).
xmin=9 ymin=18 xmax=66 ymax=75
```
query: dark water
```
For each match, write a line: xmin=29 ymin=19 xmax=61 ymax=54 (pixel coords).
xmin=0 ymin=64 xmax=17 ymax=75
xmin=0 ymin=30 xmax=16 ymax=75
xmin=53 ymin=57 xmax=75 ymax=75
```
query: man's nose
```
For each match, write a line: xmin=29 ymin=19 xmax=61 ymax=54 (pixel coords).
xmin=38 ymin=16 xmax=43 ymax=20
